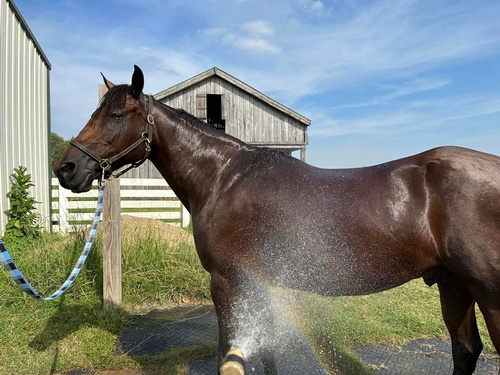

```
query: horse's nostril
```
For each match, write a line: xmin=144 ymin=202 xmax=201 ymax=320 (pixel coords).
xmin=57 ymin=162 xmax=76 ymax=175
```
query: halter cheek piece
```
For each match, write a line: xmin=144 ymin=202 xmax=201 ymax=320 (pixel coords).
xmin=70 ymin=95 xmax=155 ymax=181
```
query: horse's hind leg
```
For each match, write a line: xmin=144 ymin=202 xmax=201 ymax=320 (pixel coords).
xmin=469 ymin=285 xmax=500 ymax=357
xmin=437 ymin=274 xmax=483 ymax=375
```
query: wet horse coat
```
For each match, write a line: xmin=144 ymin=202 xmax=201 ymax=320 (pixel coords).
xmin=55 ymin=66 xmax=500 ymax=375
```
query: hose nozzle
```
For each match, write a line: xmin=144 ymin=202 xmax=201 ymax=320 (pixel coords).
xmin=220 ymin=349 xmax=245 ymax=375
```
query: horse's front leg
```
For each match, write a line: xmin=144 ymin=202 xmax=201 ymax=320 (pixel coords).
xmin=210 ymin=271 xmax=234 ymax=368
xmin=211 ymin=270 xmax=278 ymax=375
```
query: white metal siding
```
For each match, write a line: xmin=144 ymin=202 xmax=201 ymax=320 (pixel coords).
xmin=0 ymin=0 xmax=51 ymax=235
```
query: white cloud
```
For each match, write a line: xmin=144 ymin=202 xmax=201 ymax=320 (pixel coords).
xmin=202 ymin=27 xmax=227 ymax=37
xmin=243 ymin=20 xmax=275 ymax=35
xmin=223 ymin=33 xmax=282 ymax=54
xmin=306 ymin=90 xmax=500 ymax=145
xmin=309 ymin=110 xmax=418 ymax=137
xmin=331 ymin=77 xmax=451 ymax=110
xmin=309 ymin=1 xmax=325 ymax=12
xmin=262 ymin=0 xmax=500 ymax=101
xmin=300 ymin=0 xmax=326 ymax=13
xmin=203 ymin=19 xmax=281 ymax=55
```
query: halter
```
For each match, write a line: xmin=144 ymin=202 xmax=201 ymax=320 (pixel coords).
xmin=70 ymin=94 xmax=155 ymax=179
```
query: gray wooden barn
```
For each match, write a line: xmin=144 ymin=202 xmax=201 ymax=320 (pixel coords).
xmin=127 ymin=67 xmax=311 ymax=178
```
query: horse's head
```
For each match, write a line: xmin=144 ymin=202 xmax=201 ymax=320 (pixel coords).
xmin=54 ymin=65 xmax=153 ymax=192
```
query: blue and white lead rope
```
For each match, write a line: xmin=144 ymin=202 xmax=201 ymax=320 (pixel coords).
xmin=0 ymin=184 xmax=105 ymax=301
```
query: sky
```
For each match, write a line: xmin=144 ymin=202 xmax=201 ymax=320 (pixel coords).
xmin=14 ymin=0 xmax=500 ymax=168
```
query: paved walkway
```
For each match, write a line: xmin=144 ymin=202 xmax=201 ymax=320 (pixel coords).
xmin=118 ymin=305 xmax=499 ymax=374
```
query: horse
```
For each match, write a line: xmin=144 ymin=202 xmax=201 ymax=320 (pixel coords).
xmin=54 ymin=65 xmax=500 ymax=375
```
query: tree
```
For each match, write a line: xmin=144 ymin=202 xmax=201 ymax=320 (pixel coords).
xmin=51 ymin=132 xmax=71 ymax=169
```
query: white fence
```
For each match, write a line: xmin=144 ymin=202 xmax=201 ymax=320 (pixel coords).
xmin=51 ymin=178 xmax=190 ymax=232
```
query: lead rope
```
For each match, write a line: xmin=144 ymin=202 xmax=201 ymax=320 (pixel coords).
xmin=0 ymin=181 xmax=106 ymax=301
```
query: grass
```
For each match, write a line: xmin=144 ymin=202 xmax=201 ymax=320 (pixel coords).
xmin=295 ymin=285 xmax=448 ymax=374
xmin=0 ymin=226 xmax=495 ymax=374
xmin=0 ymin=227 xmax=211 ymax=375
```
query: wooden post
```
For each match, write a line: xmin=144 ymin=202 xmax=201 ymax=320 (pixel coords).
xmin=98 ymin=84 xmax=122 ymax=310
xmin=102 ymin=176 xmax=121 ymax=309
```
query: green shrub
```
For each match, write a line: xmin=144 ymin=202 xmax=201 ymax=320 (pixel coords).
xmin=3 ymin=166 xmax=42 ymax=246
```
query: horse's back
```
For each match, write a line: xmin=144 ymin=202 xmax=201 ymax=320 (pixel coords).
xmin=199 ymin=145 xmax=500 ymax=295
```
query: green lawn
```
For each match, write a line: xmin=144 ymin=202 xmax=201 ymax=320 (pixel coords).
xmin=0 ymin=228 xmax=494 ymax=374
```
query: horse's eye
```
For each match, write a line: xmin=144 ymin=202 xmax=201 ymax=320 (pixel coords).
xmin=110 ymin=112 xmax=124 ymax=120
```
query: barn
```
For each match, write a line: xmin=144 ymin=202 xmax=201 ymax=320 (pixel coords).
xmin=0 ymin=0 xmax=51 ymax=235
xmin=126 ymin=67 xmax=311 ymax=178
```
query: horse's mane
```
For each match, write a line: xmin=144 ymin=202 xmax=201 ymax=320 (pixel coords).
xmin=98 ymin=84 xmax=129 ymax=109
xmin=152 ymin=100 xmax=211 ymax=128
xmin=169 ymin=103 xmax=293 ymax=166
xmin=175 ymin=108 xmax=206 ymax=125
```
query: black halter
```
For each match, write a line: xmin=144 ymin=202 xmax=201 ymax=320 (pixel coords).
xmin=70 ymin=94 xmax=155 ymax=180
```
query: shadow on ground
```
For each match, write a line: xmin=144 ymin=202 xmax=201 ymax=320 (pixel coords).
xmin=31 ymin=303 xmax=500 ymax=374
xmin=116 ymin=305 xmax=500 ymax=374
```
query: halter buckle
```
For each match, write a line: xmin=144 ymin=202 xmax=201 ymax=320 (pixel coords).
xmin=142 ymin=132 xmax=151 ymax=152
xmin=147 ymin=114 xmax=155 ymax=125
xmin=99 ymin=159 xmax=112 ymax=172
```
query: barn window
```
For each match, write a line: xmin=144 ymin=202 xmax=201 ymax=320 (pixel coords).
xmin=196 ymin=94 xmax=225 ymax=133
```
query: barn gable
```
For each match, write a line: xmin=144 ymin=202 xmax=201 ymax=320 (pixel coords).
xmin=155 ymin=67 xmax=311 ymax=159
xmin=121 ymin=68 xmax=311 ymax=179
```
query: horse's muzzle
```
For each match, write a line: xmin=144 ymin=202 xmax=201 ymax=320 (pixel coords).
xmin=54 ymin=161 xmax=97 ymax=193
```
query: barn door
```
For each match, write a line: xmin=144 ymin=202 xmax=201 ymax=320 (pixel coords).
xmin=196 ymin=94 xmax=207 ymax=119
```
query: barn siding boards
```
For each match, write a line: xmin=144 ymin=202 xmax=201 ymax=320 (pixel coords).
xmin=1 ymin=0 xmax=51 ymax=235
xmin=155 ymin=67 xmax=310 ymax=147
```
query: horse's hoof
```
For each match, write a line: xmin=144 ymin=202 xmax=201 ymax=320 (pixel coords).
xmin=220 ymin=349 xmax=245 ymax=375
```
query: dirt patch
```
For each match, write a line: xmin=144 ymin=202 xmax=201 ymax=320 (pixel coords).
xmin=118 ymin=215 xmax=194 ymax=245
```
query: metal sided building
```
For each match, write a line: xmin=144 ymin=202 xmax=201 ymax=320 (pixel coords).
xmin=0 ymin=0 xmax=51 ymax=235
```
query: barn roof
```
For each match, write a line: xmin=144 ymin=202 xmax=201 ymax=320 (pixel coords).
xmin=155 ymin=67 xmax=311 ymax=126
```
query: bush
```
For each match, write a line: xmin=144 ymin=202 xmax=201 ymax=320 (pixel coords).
xmin=3 ymin=166 xmax=42 ymax=245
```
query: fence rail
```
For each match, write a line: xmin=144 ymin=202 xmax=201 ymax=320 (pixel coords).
xmin=51 ymin=178 xmax=190 ymax=232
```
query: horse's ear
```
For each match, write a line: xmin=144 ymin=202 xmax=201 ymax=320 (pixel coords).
xmin=131 ymin=65 xmax=144 ymax=98
xmin=100 ymin=72 xmax=115 ymax=90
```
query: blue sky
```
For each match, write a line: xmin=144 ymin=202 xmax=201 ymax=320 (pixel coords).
xmin=15 ymin=0 xmax=500 ymax=168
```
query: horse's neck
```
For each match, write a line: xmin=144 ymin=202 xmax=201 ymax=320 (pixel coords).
xmin=149 ymin=106 xmax=248 ymax=213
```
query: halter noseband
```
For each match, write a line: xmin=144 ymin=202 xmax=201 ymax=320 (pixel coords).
xmin=70 ymin=94 xmax=155 ymax=181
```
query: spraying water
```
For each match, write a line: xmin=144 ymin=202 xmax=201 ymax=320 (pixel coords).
xmin=225 ymin=272 xmax=337 ymax=374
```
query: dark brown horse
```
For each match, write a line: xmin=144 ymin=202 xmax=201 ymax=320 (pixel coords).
xmin=54 ymin=66 xmax=500 ymax=375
